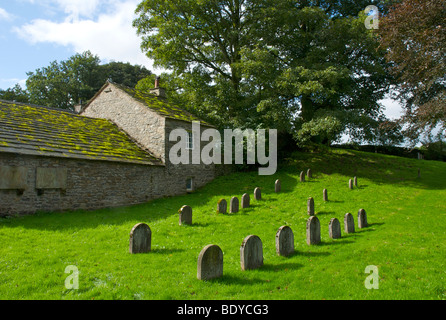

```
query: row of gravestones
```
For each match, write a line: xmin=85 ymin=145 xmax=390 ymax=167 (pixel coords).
xmin=216 ymin=185 xmax=266 ymax=214
xmin=128 ymin=208 xmax=368 ymax=280
xmin=129 ymin=168 xmax=369 ymax=279
xmin=197 ymin=209 xmax=368 ymax=280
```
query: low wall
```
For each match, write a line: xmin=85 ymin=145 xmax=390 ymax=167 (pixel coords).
xmin=0 ymin=152 xmax=222 ymax=216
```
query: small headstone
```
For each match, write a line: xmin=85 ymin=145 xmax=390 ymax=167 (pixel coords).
xmin=306 ymin=216 xmax=321 ymax=245
xmin=349 ymin=179 xmax=353 ymax=189
xmin=307 ymin=168 xmax=312 ymax=179
xmin=179 ymin=205 xmax=192 ymax=225
xmin=254 ymin=187 xmax=261 ymax=200
xmin=217 ymin=199 xmax=227 ymax=214
xmin=230 ymin=197 xmax=239 ymax=213
xmin=307 ymin=197 xmax=315 ymax=216
xmin=275 ymin=226 xmax=294 ymax=257
xmin=358 ymin=208 xmax=368 ymax=228
xmin=344 ymin=213 xmax=355 ymax=233
xmin=354 ymin=176 xmax=358 ymax=187
xmin=323 ymin=189 xmax=328 ymax=202
xmin=417 ymin=168 xmax=421 ymax=178
xmin=329 ymin=218 xmax=341 ymax=239
xmin=241 ymin=193 xmax=250 ymax=208
xmin=300 ymin=171 xmax=305 ymax=182
xmin=129 ymin=223 xmax=151 ymax=254
xmin=240 ymin=235 xmax=263 ymax=270
xmin=197 ymin=244 xmax=223 ymax=280
xmin=275 ymin=179 xmax=281 ymax=193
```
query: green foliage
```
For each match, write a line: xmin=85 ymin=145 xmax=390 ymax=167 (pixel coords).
xmin=296 ymin=116 xmax=343 ymax=146
xmin=0 ymin=84 xmax=29 ymax=103
xmin=134 ymin=0 xmax=393 ymax=148
xmin=24 ymin=51 xmax=151 ymax=110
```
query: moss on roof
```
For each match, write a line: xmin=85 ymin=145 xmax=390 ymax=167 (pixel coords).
xmin=112 ymin=83 xmax=214 ymax=127
xmin=0 ymin=100 xmax=162 ymax=166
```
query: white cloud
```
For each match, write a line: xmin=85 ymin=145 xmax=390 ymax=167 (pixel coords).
xmin=14 ymin=0 xmax=155 ymax=70
xmin=0 ymin=7 xmax=13 ymax=21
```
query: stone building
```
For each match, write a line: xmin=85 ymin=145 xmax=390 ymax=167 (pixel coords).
xmin=0 ymin=81 xmax=225 ymax=216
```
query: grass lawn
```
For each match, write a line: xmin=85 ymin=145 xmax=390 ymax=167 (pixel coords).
xmin=0 ymin=149 xmax=445 ymax=300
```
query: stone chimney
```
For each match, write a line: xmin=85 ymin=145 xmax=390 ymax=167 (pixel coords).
xmin=150 ymin=76 xmax=167 ymax=99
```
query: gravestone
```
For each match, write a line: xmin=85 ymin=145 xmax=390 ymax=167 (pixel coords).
xmin=275 ymin=226 xmax=294 ymax=257
xmin=329 ymin=218 xmax=341 ymax=239
xmin=306 ymin=216 xmax=321 ymax=245
xmin=129 ymin=223 xmax=151 ymax=254
xmin=307 ymin=197 xmax=315 ymax=216
xmin=240 ymin=235 xmax=263 ymax=270
xmin=241 ymin=193 xmax=250 ymax=208
xmin=179 ymin=205 xmax=192 ymax=225
xmin=349 ymin=179 xmax=353 ymax=189
xmin=307 ymin=168 xmax=312 ymax=179
xmin=300 ymin=171 xmax=305 ymax=182
xmin=275 ymin=179 xmax=281 ymax=193
xmin=197 ymin=244 xmax=223 ymax=280
xmin=323 ymin=189 xmax=328 ymax=202
xmin=358 ymin=208 xmax=368 ymax=228
xmin=344 ymin=213 xmax=355 ymax=233
xmin=354 ymin=176 xmax=358 ymax=187
xmin=217 ymin=199 xmax=227 ymax=214
xmin=230 ymin=197 xmax=239 ymax=213
xmin=254 ymin=187 xmax=261 ymax=201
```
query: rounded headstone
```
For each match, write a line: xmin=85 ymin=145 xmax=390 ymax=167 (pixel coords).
xmin=217 ymin=199 xmax=227 ymax=214
xmin=306 ymin=216 xmax=321 ymax=245
xmin=307 ymin=197 xmax=315 ymax=216
xmin=275 ymin=179 xmax=281 ymax=193
xmin=329 ymin=218 xmax=341 ymax=239
xmin=354 ymin=176 xmax=358 ymax=187
xmin=300 ymin=171 xmax=305 ymax=182
xmin=241 ymin=193 xmax=250 ymax=208
xmin=344 ymin=213 xmax=355 ymax=234
xmin=230 ymin=197 xmax=239 ymax=213
xmin=179 ymin=205 xmax=192 ymax=225
xmin=358 ymin=208 xmax=368 ymax=228
xmin=349 ymin=179 xmax=353 ymax=189
xmin=129 ymin=223 xmax=151 ymax=254
xmin=307 ymin=168 xmax=312 ymax=179
xmin=323 ymin=189 xmax=328 ymax=202
xmin=254 ymin=187 xmax=261 ymax=201
xmin=275 ymin=226 xmax=294 ymax=257
xmin=197 ymin=244 xmax=223 ymax=280
xmin=240 ymin=235 xmax=263 ymax=270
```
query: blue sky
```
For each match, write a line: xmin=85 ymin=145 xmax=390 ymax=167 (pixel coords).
xmin=0 ymin=0 xmax=403 ymax=119
xmin=0 ymin=0 xmax=154 ymax=90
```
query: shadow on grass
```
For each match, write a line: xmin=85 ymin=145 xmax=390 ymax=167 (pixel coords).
xmin=258 ymin=262 xmax=304 ymax=272
xmin=212 ymin=274 xmax=267 ymax=285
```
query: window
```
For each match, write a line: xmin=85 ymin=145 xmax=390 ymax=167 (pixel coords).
xmin=186 ymin=131 xmax=193 ymax=150
xmin=186 ymin=178 xmax=193 ymax=192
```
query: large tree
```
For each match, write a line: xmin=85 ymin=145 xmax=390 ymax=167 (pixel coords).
xmin=134 ymin=0 xmax=393 ymax=145
xmin=379 ymin=0 xmax=446 ymax=143
xmin=26 ymin=51 xmax=152 ymax=110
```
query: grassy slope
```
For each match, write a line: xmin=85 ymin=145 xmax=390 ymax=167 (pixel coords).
xmin=0 ymin=149 xmax=445 ymax=300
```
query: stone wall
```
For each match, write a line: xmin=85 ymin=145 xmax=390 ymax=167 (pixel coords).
xmin=0 ymin=153 xmax=167 ymax=216
xmin=0 ymin=151 xmax=228 ymax=216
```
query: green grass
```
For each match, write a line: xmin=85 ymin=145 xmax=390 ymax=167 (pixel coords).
xmin=1 ymin=149 xmax=445 ymax=300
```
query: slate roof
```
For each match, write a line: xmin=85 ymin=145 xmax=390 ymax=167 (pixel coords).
xmin=88 ymin=82 xmax=214 ymax=127
xmin=0 ymin=100 xmax=163 ymax=166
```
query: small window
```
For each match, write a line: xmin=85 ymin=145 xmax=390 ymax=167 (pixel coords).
xmin=186 ymin=131 xmax=194 ymax=150
xmin=186 ymin=178 xmax=193 ymax=192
